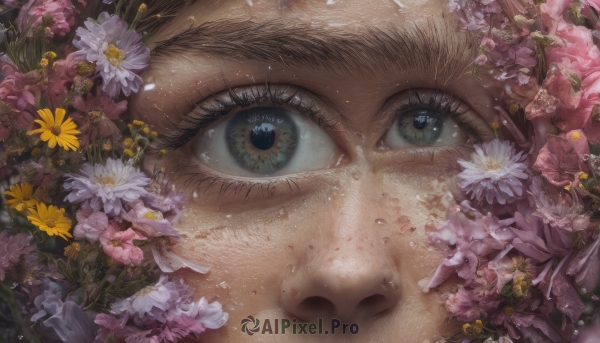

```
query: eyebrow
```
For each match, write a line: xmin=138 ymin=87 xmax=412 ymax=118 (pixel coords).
xmin=152 ymin=18 xmax=478 ymax=84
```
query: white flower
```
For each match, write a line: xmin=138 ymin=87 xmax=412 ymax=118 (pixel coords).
xmin=457 ymin=139 xmax=528 ymax=204
xmin=72 ymin=12 xmax=150 ymax=97
xmin=64 ymin=158 xmax=150 ymax=216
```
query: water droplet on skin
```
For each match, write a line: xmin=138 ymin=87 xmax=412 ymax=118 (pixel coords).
xmin=409 ymin=241 xmax=415 ymax=247
xmin=382 ymin=237 xmax=389 ymax=244
xmin=375 ymin=218 xmax=387 ymax=225
xmin=193 ymin=191 xmax=198 ymax=199
xmin=279 ymin=206 xmax=288 ymax=220
xmin=226 ymin=214 xmax=232 ymax=219
xmin=217 ymin=281 xmax=229 ymax=289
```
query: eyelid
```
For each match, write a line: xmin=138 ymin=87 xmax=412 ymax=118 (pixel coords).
xmin=155 ymin=84 xmax=340 ymax=150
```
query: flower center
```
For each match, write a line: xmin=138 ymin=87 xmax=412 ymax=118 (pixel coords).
xmin=484 ymin=158 xmax=502 ymax=170
xmin=143 ymin=211 xmax=159 ymax=220
xmin=135 ymin=285 xmax=155 ymax=297
xmin=50 ymin=125 xmax=62 ymax=136
xmin=104 ymin=44 xmax=125 ymax=67
xmin=44 ymin=219 xmax=55 ymax=228
xmin=96 ymin=176 xmax=116 ymax=186
xmin=108 ymin=239 xmax=122 ymax=247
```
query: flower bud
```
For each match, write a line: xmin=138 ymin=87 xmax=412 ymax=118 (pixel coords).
xmin=76 ymin=61 xmax=96 ymax=77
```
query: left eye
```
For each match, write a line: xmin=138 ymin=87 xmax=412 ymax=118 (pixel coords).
xmin=193 ymin=107 xmax=340 ymax=177
xmin=382 ymin=108 xmax=468 ymax=148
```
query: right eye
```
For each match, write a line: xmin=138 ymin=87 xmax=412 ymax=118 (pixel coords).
xmin=193 ymin=106 xmax=340 ymax=177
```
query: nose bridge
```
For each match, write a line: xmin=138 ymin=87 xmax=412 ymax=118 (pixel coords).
xmin=280 ymin=173 xmax=401 ymax=321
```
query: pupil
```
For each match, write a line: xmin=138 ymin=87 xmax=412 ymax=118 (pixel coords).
xmin=250 ymin=123 xmax=276 ymax=150
xmin=413 ymin=115 xmax=428 ymax=130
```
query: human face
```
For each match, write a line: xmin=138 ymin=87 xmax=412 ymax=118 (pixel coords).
xmin=130 ymin=0 xmax=500 ymax=342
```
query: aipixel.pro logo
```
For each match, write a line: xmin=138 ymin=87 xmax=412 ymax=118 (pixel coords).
xmin=240 ymin=316 xmax=359 ymax=336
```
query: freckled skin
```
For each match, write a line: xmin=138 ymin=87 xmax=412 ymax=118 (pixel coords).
xmin=130 ymin=0 xmax=503 ymax=342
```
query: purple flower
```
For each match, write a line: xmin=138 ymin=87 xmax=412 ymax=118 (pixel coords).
xmin=426 ymin=202 xmax=514 ymax=289
xmin=64 ymin=158 xmax=150 ymax=216
xmin=532 ymin=133 xmax=588 ymax=187
xmin=31 ymin=279 xmax=97 ymax=343
xmin=458 ymin=139 xmax=528 ymax=204
xmin=0 ymin=231 xmax=36 ymax=281
xmin=121 ymin=201 xmax=180 ymax=238
xmin=98 ymin=276 xmax=228 ymax=343
xmin=445 ymin=286 xmax=499 ymax=321
xmin=144 ymin=191 xmax=186 ymax=223
xmin=72 ymin=12 xmax=150 ymax=97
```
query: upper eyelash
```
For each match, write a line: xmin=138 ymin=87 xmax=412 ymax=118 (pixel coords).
xmin=155 ymin=83 xmax=338 ymax=150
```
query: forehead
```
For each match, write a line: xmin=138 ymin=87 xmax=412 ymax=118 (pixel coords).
xmin=151 ymin=0 xmax=451 ymax=44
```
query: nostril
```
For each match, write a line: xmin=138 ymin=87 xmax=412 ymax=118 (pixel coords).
xmin=357 ymin=294 xmax=390 ymax=316
xmin=298 ymin=296 xmax=336 ymax=316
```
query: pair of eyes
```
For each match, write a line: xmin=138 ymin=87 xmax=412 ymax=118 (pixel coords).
xmin=183 ymin=87 xmax=489 ymax=178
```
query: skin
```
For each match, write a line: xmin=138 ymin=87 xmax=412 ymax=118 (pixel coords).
xmin=130 ymin=0 xmax=506 ymax=341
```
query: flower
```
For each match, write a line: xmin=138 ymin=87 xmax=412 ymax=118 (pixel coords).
xmin=27 ymin=203 xmax=73 ymax=240
xmin=73 ymin=202 xmax=108 ymax=243
xmin=457 ymin=140 xmax=528 ymax=204
xmin=3 ymin=183 xmax=38 ymax=211
xmin=71 ymin=89 xmax=126 ymax=145
xmin=28 ymin=108 xmax=80 ymax=151
xmin=72 ymin=12 xmax=150 ymax=97
xmin=532 ymin=133 xmax=587 ymax=187
xmin=101 ymin=275 xmax=228 ymax=342
xmin=122 ymin=201 xmax=179 ymax=238
xmin=31 ymin=280 xmax=97 ymax=343
xmin=26 ymin=0 xmax=76 ymax=38
xmin=44 ymin=53 xmax=78 ymax=109
xmin=64 ymin=158 xmax=150 ymax=216
xmin=0 ymin=231 xmax=36 ymax=281
xmin=99 ymin=222 xmax=146 ymax=265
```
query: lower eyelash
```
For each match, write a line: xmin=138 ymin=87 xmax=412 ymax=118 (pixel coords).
xmin=170 ymin=163 xmax=302 ymax=201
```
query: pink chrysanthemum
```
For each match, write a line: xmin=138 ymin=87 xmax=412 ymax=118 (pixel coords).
xmin=458 ymin=140 xmax=528 ymax=204
xmin=72 ymin=12 xmax=150 ymax=97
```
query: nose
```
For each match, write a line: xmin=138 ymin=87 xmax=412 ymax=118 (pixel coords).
xmin=280 ymin=180 xmax=401 ymax=322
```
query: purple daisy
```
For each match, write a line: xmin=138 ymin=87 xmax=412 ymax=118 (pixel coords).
xmin=457 ymin=139 xmax=528 ymax=204
xmin=63 ymin=158 xmax=150 ymax=216
xmin=72 ymin=12 xmax=150 ymax=97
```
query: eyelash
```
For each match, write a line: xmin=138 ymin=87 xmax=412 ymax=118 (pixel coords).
xmin=155 ymin=83 xmax=338 ymax=150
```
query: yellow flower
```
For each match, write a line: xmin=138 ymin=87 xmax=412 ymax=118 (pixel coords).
xmin=4 ymin=183 xmax=38 ymax=211
xmin=27 ymin=203 xmax=73 ymax=240
xmin=570 ymin=131 xmax=581 ymax=141
xmin=28 ymin=108 xmax=80 ymax=151
xmin=491 ymin=122 xmax=500 ymax=130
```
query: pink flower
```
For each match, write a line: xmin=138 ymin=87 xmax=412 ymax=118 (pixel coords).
xmin=71 ymin=90 xmax=126 ymax=146
xmin=533 ymin=133 xmax=588 ymax=187
xmin=0 ymin=65 xmax=43 ymax=132
xmin=99 ymin=222 xmax=146 ymax=265
xmin=73 ymin=202 xmax=108 ymax=243
xmin=44 ymin=53 xmax=78 ymax=110
xmin=26 ymin=0 xmax=75 ymax=38
xmin=0 ymin=231 xmax=36 ymax=280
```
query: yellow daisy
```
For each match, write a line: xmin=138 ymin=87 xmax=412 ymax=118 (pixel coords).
xmin=4 ymin=183 xmax=38 ymax=211
xmin=28 ymin=108 xmax=80 ymax=151
xmin=27 ymin=203 xmax=73 ymax=240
